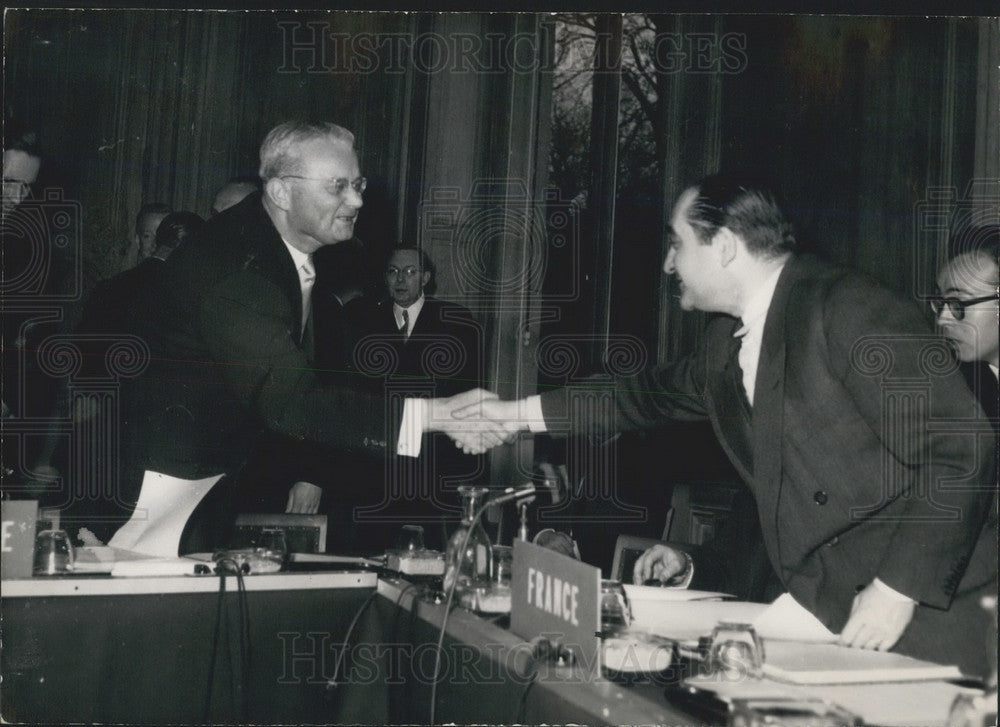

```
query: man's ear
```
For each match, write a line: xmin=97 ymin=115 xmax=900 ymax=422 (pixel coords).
xmin=421 ymin=271 xmax=431 ymax=289
xmin=714 ymin=227 xmax=739 ymax=267
xmin=264 ymin=177 xmax=291 ymax=211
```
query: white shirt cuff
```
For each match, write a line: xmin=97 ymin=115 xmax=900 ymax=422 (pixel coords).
xmin=872 ymin=577 xmax=915 ymax=602
xmin=396 ymin=398 xmax=424 ymax=458
xmin=525 ymin=395 xmax=548 ymax=433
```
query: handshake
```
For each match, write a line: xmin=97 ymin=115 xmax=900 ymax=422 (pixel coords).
xmin=425 ymin=388 xmax=535 ymax=455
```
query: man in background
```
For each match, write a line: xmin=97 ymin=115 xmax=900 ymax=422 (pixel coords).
xmin=2 ymin=131 xmax=41 ymax=216
xmin=2 ymin=127 xmax=69 ymax=493
xmin=121 ymin=202 xmax=171 ymax=271
xmin=935 ymin=223 xmax=999 ymax=423
xmin=79 ymin=211 xmax=204 ymax=336
xmin=343 ymin=245 xmax=484 ymax=547
xmin=210 ymin=177 xmax=258 ymax=216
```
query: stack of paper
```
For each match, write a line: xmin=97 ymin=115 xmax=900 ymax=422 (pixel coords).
xmin=761 ymin=641 xmax=962 ymax=684
xmin=686 ymin=673 xmax=976 ymax=727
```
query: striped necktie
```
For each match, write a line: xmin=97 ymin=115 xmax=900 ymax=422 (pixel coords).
xmin=299 ymin=256 xmax=315 ymax=334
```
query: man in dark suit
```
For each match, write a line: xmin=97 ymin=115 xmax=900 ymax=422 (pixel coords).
xmin=358 ymin=246 xmax=481 ymax=398
xmin=116 ymin=122 xmax=491 ymax=547
xmin=461 ymin=175 xmax=996 ymax=678
xmin=336 ymin=245 xmax=484 ymax=547
xmin=79 ymin=211 xmax=203 ymax=336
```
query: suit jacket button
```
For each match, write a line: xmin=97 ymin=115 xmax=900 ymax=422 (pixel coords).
xmin=813 ymin=491 xmax=828 ymax=505
xmin=826 ymin=535 xmax=839 ymax=547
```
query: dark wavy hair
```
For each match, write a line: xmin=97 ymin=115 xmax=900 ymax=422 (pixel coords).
xmin=686 ymin=173 xmax=797 ymax=259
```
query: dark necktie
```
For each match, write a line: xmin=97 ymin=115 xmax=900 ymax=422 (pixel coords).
xmin=730 ymin=328 xmax=752 ymax=414
xmin=399 ymin=309 xmax=409 ymax=338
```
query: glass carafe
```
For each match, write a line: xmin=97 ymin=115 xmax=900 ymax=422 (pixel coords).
xmin=444 ymin=485 xmax=492 ymax=594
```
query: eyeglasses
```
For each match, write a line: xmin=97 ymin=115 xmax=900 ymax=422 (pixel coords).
xmin=386 ymin=265 xmax=421 ymax=279
xmin=3 ymin=178 xmax=33 ymax=196
xmin=930 ymin=294 xmax=1000 ymax=320
xmin=279 ymin=175 xmax=367 ymax=197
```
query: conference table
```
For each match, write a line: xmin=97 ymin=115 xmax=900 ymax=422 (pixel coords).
xmin=1 ymin=569 xmax=685 ymax=725
xmin=336 ymin=576 xmax=692 ymax=725
xmin=1 ymin=570 xmax=377 ymax=724
xmin=1 ymin=570 xmax=985 ymax=725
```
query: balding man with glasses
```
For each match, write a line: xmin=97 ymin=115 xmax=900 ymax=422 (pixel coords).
xmin=113 ymin=121 xmax=495 ymax=549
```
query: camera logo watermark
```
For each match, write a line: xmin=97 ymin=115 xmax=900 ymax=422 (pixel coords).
xmin=420 ymin=179 xmax=580 ymax=305
xmin=848 ymin=334 xmax=995 ymax=522
xmin=912 ymin=178 xmax=1000 ymax=303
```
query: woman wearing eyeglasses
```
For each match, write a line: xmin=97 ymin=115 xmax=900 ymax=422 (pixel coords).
xmin=934 ymin=225 xmax=999 ymax=422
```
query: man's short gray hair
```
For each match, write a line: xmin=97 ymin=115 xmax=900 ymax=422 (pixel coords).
xmin=258 ymin=121 xmax=355 ymax=181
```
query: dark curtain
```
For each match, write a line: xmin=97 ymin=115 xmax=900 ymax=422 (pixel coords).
xmin=4 ymin=10 xmax=412 ymax=297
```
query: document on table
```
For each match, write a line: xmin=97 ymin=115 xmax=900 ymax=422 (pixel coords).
xmin=73 ymin=546 xmax=212 ymax=576
xmin=629 ymin=592 xmax=837 ymax=644
xmin=752 ymin=592 xmax=838 ymax=643
xmin=760 ymin=640 xmax=962 ymax=684
xmin=686 ymin=673 xmax=973 ymax=726
xmin=107 ymin=471 xmax=224 ymax=557
xmin=623 ymin=584 xmax=733 ymax=602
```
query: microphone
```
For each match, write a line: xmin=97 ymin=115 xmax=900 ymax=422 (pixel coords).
xmin=489 ymin=483 xmax=540 ymax=506
xmin=489 ymin=470 xmax=566 ymax=508
xmin=534 ymin=462 xmax=567 ymax=506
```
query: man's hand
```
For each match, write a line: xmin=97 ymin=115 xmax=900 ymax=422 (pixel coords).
xmin=286 ymin=481 xmax=322 ymax=514
xmin=427 ymin=389 xmax=519 ymax=454
xmin=632 ymin=544 xmax=690 ymax=585
xmin=839 ymin=581 xmax=916 ymax=651
xmin=448 ymin=397 xmax=529 ymax=454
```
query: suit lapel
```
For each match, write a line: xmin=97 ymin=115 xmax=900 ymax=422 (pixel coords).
xmin=408 ymin=299 xmax=431 ymax=339
xmin=243 ymin=200 xmax=306 ymax=346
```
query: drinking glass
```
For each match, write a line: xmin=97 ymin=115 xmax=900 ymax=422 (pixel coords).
xmin=491 ymin=545 xmax=513 ymax=587
xmin=33 ymin=529 xmax=75 ymax=575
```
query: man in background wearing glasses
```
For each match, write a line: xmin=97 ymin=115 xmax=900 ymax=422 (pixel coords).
xmin=110 ymin=121 xmax=491 ymax=550
xmin=2 ymin=131 xmax=40 ymax=216
xmin=934 ymin=224 xmax=999 ymax=411
xmin=337 ymin=245 xmax=484 ymax=550
xmin=2 ymin=126 xmax=69 ymax=499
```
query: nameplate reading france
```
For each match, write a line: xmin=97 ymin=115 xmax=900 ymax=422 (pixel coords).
xmin=1 ymin=500 xmax=38 ymax=580
xmin=510 ymin=539 xmax=600 ymax=674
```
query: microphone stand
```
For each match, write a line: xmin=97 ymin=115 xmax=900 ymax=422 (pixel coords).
xmin=428 ymin=483 xmax=538 ymax=725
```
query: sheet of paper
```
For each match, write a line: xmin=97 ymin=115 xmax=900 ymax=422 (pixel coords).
xmin=73 ymin=546 xmax=211 ymax=575
xmin=628 ymin=592 xmax=837 ymax=644
xmin=752 ymin=592 xmax=838 ymax=643
xmin=686 ymin=674 xmax=975 ymax=727
xmin=629 ymin=599 xmax=770 ymax=642
xmin=761 ymin=640 xmax=962 ymax=684
xmin=107 ymin=471 xmax=223 ymax=557
xmin=110 ymin=557 xmax=207 ymax=577
xmin=623 ymin=584 xmax=733 ymax=602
